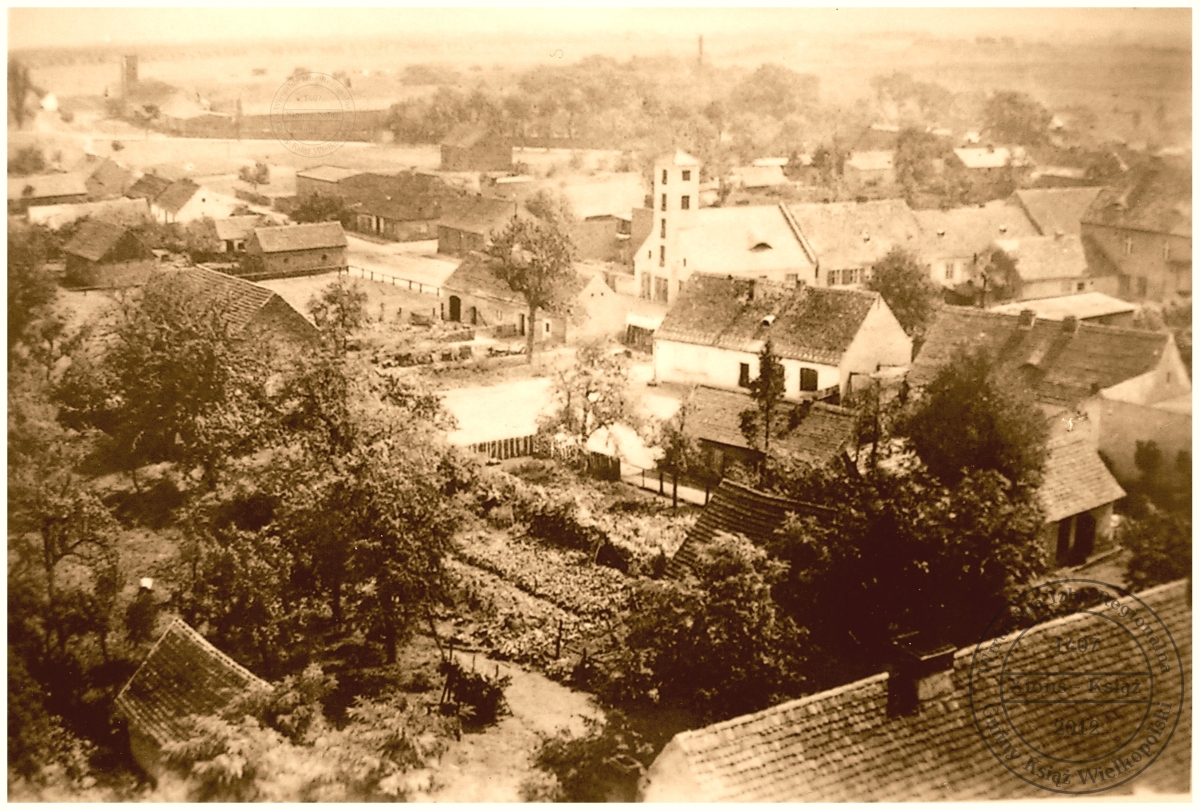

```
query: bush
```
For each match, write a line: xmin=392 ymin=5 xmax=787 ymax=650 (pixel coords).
xmin=527 ymin=711 xmax=655 ymax=802
xmin=1122 ymin=510 xmax=1191 ymax=592
xmin=438 ymin=658 xmax=511 ymax=728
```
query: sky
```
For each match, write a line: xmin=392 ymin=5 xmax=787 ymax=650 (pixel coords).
xmin=8 ymin=7 xmax=1192 ymax=51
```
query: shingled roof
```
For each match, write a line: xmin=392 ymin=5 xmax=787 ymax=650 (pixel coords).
xmin=910 ymin=306 xmax=1173 ymax=408
xmin=666 ymin=479 xmax=830 ymax=580
xmin=915 ymin=200 xmax=1038 ymax=259
xmin=1038 ymin=432 xmax=1126 ymax=522
xmin=63 ymin=218 xmax=130 ymax=262
xmin=250 ymin=221 xmax=347 ymax=253
xmin=439 ymin=195 xmax=516 ymax=235
xmin=688 ymin=387 xmax=856 ymax=466
xmin=161 ymin=264 xmax=313 ymax=336
xmin=126 ymin=174 xmax=172 ymax=202
xmin=656 ymin=275 xmax=883 ymax=366
xmin=114 ymin=618 xmax=269 ymax=749
xmin=641 ymin=579 xmax=1190 ymax=801
xmin=1081 ymin=160 xmax=1190 ymax=239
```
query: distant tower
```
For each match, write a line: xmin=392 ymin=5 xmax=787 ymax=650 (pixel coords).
xmin=121 ymin=55 xmax=138 ymax=99
xmin=643 ymin=150 xmax=700 ymax=303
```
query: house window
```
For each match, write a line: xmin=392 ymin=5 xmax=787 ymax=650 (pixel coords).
xmin=944 ymin=263 xmax=954 ymax=281
xmin=800 ymin=367 xmax=818 ymax=392
xmin=682 ymin=170 xmax=691 ymax=181
xmin=662 ymin=169 xmax=668 ymax=185
xmin=661 ymin=193 xmax=667 ymax=211
xmin=322 ymin=253 xmax=328 ymax=261
xmin=738 ymin=362 xmax=751 ymax=388
xmin=1077 ymin=282 xmax=1086 ymax=291
xmin=1124 ymin=237 xmax=1134 ymax=255
xmin=661 ymin=218 xmax=666 ymax=238
xmin=654 ymin=276 xmax=670 ymax=303
xmin=544 ymin=321 xmax=551 ymax=335
xmin=660 ymin=245 xmax=665 ymax=267
xmin=681 ymin=195 xmax=690 ymax=210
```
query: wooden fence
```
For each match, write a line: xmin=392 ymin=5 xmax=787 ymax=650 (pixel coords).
xmin=345 ymin=265 xmax=442 ymax=297
xmin=466 ymin=434 xmax=536 ymax=461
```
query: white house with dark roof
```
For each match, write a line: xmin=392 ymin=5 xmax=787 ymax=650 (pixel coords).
xmin=151 ymin=178 xmax=241 ymax=224
xmin=654 ymin=274 xmax=911 ymax=401
xmin=639 ymin=579 xmax=1191 ymax=801
xmin=633 ymin=151 xmax=818 ymax=304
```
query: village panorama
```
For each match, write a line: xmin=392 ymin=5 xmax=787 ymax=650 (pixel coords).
xmin=7 ymin=7 xmax=1192 ymax=802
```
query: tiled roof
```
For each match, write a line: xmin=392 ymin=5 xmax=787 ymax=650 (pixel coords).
xmin=76 ymin=155 xmax=134 ymax=198
xmin=910 ymin=306 xmax=1172 ymax=407
xmin=644 ymin=579 xmax=1190 ymax=801
xmin=1013 ymin=187 xmax=1103 ymax=236
xmin=62 ymin=218 xmax=128 ymax=262
xmin=251 ymin=221 xmax=347 ymax=253
xmin=989 ymin=292 xmax=1134 ymax=322
xmin=1081 ymin=161 xmax=1191 ymax=239
xmin=787 ymin=199 xmax=921 ymax=270
xmin=443 ymin=251 xmax=584 ymax=306
xmin=114 ymin=618 xmax=269 ymax=748
xmin=915 ymin=200 xmax=1038 ymax=259
xmin=164 ymin=264 xmax=306 ymax=335
xmin=656 ymin=274 xmax=882 ymax=366
xmin=340 ymin=171 xmax=454 ymax=222
xmin=295 ymin=165 xmax=359 ymax=183
xmin=7 ymin=172 xmax=89 ymax=200
xmin=439 ymin=195 xmax=517 ymax=235
xmin=954 ymin=147 xmax=1013 ymax=169
xmin=992 ymin=234 xmax=1088 ymax=282
xmin=153 ymin=179 xmax=200 ymax=215
xmin=846 ymin=150 xmax=895 ymax=172
xmin=126 ymin=174 xmax=172 ymax=202
xmin=1038 ymin=432 xmax=1126 ymax=522
xmin=688 ymin=386 xmax=855 ymax=466
xmin=671 ymin=204 xmax=817 ymax=277
xmin=667 ymin=479 xmax=830 ymax=580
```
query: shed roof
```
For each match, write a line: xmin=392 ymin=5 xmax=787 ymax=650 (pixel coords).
xmin=250 ymin=221 xmax=347 ymax=253
xmin=296 ymin=165 xmax=359 ymax=183
xmin=126 ymin=174 xmax=173 ymax=202
xmin=439 ymin=195 xmax=517 ymax=235
xmin=733 ymin=165 xmax=788 ymax=188
xmin=114 ymin=618 xmax=269 ymax=749
xmin=645 ymin=578 xmax=1189 ymax=801
xmin=667 ymin=479 xmax=830 ymax=580
xmin=992 ymin=233 xmax=1088 ymax=282
xmin=165 ymin=264 xmax=313 ymax=336
xmin=7 ymin=172 xmax=89 ymax=201
xmin=340 ymin=171 xmax=455 ymax=222
xmin=787 ymin=199 xmax=921 ymax=270
xmin=443 ymin=251 xmax=584 ymax=306
xmin=657 ymin=274 xmax=883 ymax=366
xmin=1038 ymin=432 xmax=1125 ymax=522
xmin=62 ymin=218 xmax=129 ymax=262
xmin=910 ymin=306 xmax=1173 ymax=408
xmin=989 ymin=291 xmax=1135 ymax=322
xmin=1012 ymin=187 xmax=1103 ymax=237
xmin=76 ymin=155 xmax=134 ymax=198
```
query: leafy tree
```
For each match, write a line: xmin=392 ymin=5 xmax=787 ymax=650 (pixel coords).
xmin=542 ymin=340 xmax=635 ymax=464
xmin=900 ymin=344 xmax=1049 ymax=489
xmin=9 ymin=58 xmax=37 ymax=128
xmin=307 ymin=275 xmax=368 ymax=354
xmin=525 ymin=188 xmax=576 ymax=225
xmin=983 ymin=90 xmax=1052 ymax=146
xmin=893 ymin=127 xmax=947 ymax=198
xmin=768 ymin=461 xmax=1046 ymax=690
xmin=484 ymin=217 xmax=577 ymax=362
xmin=291 ymin=191 xmax=351 ymax=226
xmin=730 ymin=64 xmax=819 ymax=119
xmin=8 ymin=226 xmax=57 ymax=369
xmin=867 ymin=247 xmax=938 ymax=348
xmin=239 ymin=161 xmax=271 ymax=192
xmin=739 ymin=339 xmax=786 ymax=483
xmin=1122 ymin=509 xmax=1191 ymax=592
xmin=656 ymin=391 xmax=701 ymax=508
xmin=602 ymin=533 xmax=808 ymax=724
xmin=528 ymin=711 xmax=656 ymax=802
xmin=8 ymin=145 xmax=46 ymax=175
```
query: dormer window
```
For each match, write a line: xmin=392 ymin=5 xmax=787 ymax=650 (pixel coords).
xmin=751 ymin=242 xmax=772 ymax=252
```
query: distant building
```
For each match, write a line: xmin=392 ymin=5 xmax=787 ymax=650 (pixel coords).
xmin=729 ymin=164 xmax=788 ymax=190
xmin=7 ymin=172 xmax=89 ymax=213
xmin=843 ymin=150 xmax=896 ymax=193
xmin=339 ymin=172 xmax=461 ymax=242
xmin=61 ymin=219 xmax=155 ymax=287
xmin=915 ymin=200 xmax=1038 ymax=288
xmin=437 ymin=196 xmax=518 ymax=256
xmin=73 ymin=154 xmax=135 ymax=200
xmin=294 ymin=165 xmax=359 ymax=199
xmin=125 ymin=173 xmax=172 ymax=203
xmin=989 ymin=291 xmax=1135 ymax=327
xmin=210 ymin=215 xmax=264 ymax=253
xmin=440 ymin=123 xmax=513 ymax=172
xmin=988 ymin=232 xmax=1097 ymax=301
xmin=788 ymin=199 xmax=922 ymax=288
xmin=1080 ymin=160 xmax=1191 ymax=302
xmin=151 ymin=179 xmax=241 ymax=224
xmin=654 ymin=275 xmax=912 ymax=401
xmin=570 ymin=214 xmax=631 ymax=263
xmin=1010 ymin=187 xmax=1103 ymax=238
xmin=243 ymin=221 xmax=348 ymax=279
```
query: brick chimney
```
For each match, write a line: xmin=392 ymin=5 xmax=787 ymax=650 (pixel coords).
xmin=1062 ymin=315 xmax=1080 ymax=335
xmin=1018 ymin=309 xmax=1036 ymax=329
xmin=887 ymin=632 xmax=957 ymax=717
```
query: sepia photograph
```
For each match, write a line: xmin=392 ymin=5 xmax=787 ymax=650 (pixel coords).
xmin=6 ymin=6 xmax=1191 ymax=801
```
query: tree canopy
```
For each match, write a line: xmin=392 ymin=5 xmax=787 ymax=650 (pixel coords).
xmin=983 ymin=90 xmax=1052 ymax=146
xmin=867 ymin=247 xmax=939 ymax=348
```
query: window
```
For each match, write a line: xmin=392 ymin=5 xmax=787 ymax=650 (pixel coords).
xmin=662 ymin=169 xmax=668 ymax=185
xmin=738 ymin=363 xmax=751 ymax=388
xmin=659 ymin=245 xmax=666 ymax=267
xmin=1077 ymin=282 xmax=1086 ymax=291
xmin=654 ymin=276 xmax=670 ymax=303
xmin=800 ymin=367 xmax=818 ymax=392
xmin=640 ymin=271 xmax=651 ymax=299
xmin=944 ymin=263 xmax=954 ymax=281
xmin=682 ymin=170 xmax=691 ymax=181
xmin=1125 ymin=237 xmax=1134 ymax=256
xmin=544 ymin=321 xmax=551 ymax=335
xmin=681 ymin=195 xmax=690 ymax=210
xmin=322 ymin=253 xmax=328 ymax=261
xmin=661 ymin=218 xmax=666 ymax=238
xmin=661 ymin=193 xmax=667 ymax=210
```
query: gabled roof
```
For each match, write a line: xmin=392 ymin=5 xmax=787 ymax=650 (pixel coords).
xmin=989 ymin=291 xmax=1135 ymax=322
xmin=644 ymin=579 xmax=1190 ymax=801
xmin=910 ymin=306 xmax=1174 ymax=408
xmin=442 ymin=122 xmax=506 ymax=149
xmin=27 ymin=197 xmax=150 ymax=230
xmin=954 ymin=146 xmax=1013 ymax=169
xmin=846 ymin=150 xmax=895 ymax=172
xmin=250 ymin=221 xmax=347 ymax=253
xmin=126 ymin=174 xmax=173 ymax=202
xmin=165 ymin=264 xmax=312 ymax=336
xmin=7 ymin=172 xmax=89 ymax=201
xmin=667 ymin=479 xmax=830 ymax=580
xmin=657 ymin=274 xmax=883 ymax=366
xmin=438 ymin=195 xmax=516 ymax=235
xmin=114 ymin=618 xmax=269 ymax=748
xmin=1012 ymin=187 xmax=1103 ymax=237
xmin=786 ymin=199 xmax=921 ymax=270
xmin=213 ymin=215 xmax=262 ymax=242
xmin=1039 ymin=432 xmax=1125 ymax=522
xmin=658 ymin=149 xmax=700 ymax=167
xmin=1081 ymin=161 xmax=1191 ymax=238
xmin=153 ymin=179 xmax=201 ymax=215
xmin=688 ymin=386 xmax=855 ymax=467
xmin=75 ymin=155 xmax=134 ymax=197
xmin=296 ymin=165 xmax=359 ymax=183
xmin=340 ymin=171 xmax=454 ymax=222
xmin=673 ymin=205 xmax=817 ymax=277
xmin=442 ymin=251 xmax=585 ymax=306
xmin=992 ymin=233 xmax=1088 ymax=282
xmin=62 ymin=218 xmax=129 ymax=262
xmin=915 ymin=200 xmax=1038 ymax=258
